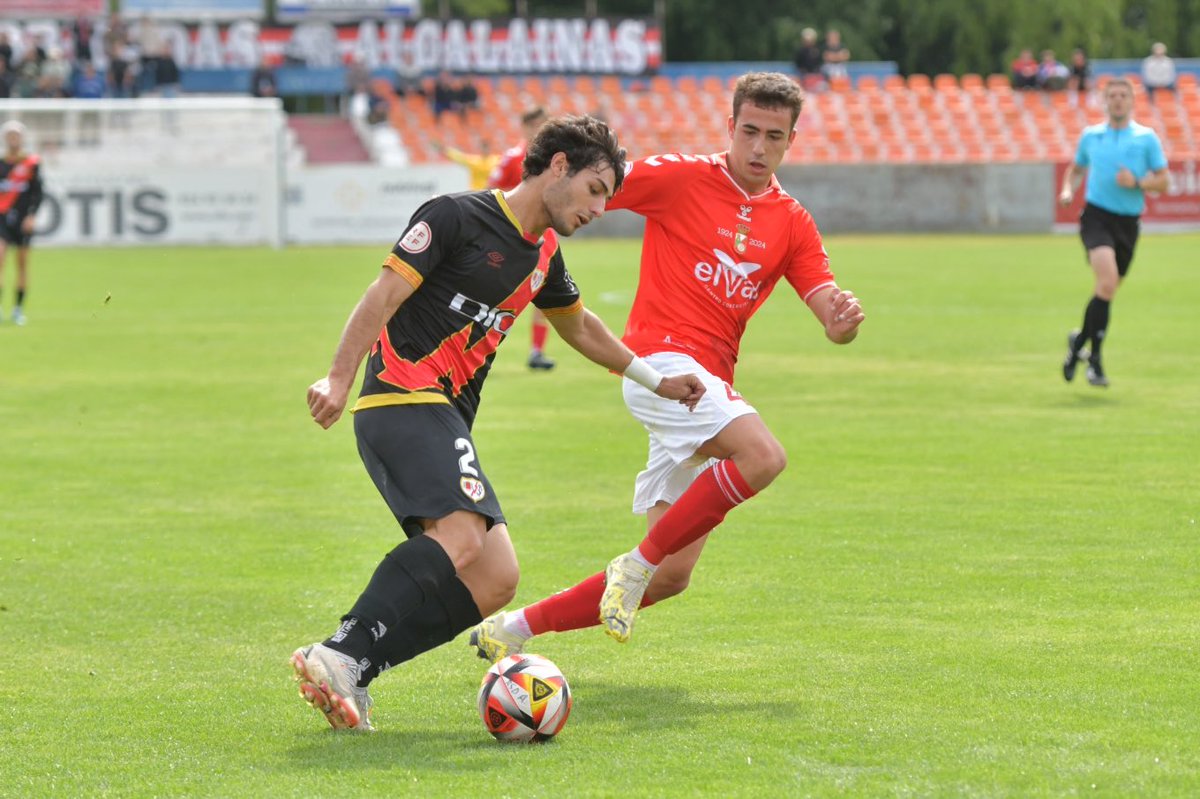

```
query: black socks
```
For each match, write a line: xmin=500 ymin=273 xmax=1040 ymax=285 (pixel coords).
xmin=323 ymin=534 xmax=456 ymax=662
xmin=1077 ymin=295 xmax=1110 ymax=360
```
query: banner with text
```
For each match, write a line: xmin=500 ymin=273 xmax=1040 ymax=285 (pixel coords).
xmin=0 ymin=0 xmax=104 ymax=19
xmin=119 ymin=0 xmax=265 ymax=21
xmin=36 ymin=167 xmax=280 ymax=247
xmin=12 ymin=17 xmax=661 ymax=74
xmin=276 ymin=0 xmax=418 ymax=22
xmin=286 ymin=164 xmax=467 ymax=245
xmin=1054 ymin=159 xmax=1200 ymax=229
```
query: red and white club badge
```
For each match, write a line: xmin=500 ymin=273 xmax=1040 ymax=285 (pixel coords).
xmin=399 ymin=221 xmax=432 ymax=254
xmin=460 ymin=477 xmax=486 ymax=502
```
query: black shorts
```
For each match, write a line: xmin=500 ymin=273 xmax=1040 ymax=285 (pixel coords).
xmin=1079 ymin=203 xmax=1140 ymax=277
xmin=353 ymin=402 xmax=504 ymax=538
xmin=0 ymin=211 xmax=33 ymax=247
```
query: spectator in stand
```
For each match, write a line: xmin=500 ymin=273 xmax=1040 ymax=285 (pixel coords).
xmin=455 ymin=74 xmax=479 ymax=117
xmin=72 ymin=16 xmax=94 ymax=68
xmin=153 ymin=44 xmax=181 ymax=98
xmin=72 ymin=60 xmax=106 ymax=98
xmin=821 ymin=29 xmax=850 ymax=83
xmin=1011 ymin=48 xmax=1039 ymax=90
xmin=136 ymin=14 xmax=164 ymax=95
xmin=1067 ymin=48 xmax=1090 ymax=98
xmin=1037 ymin=49 xmax=1069 ymax=91
xmin=104 ymin=16 xmax=134 ymax=98
xmin=1141 ymin=42 xmax=1176 ymax=102
xmin=0 ymin=32 xmax=13 ymax=73
xmin=40 ymin=47 xmax=72 ymax=97
xmin=250 ymin=56 xmax=278 ymax=98
xmin=793 ymin=27 xmax=824 ymax=91
xmin=0 ymin=60 xmax=12 ymax=98
xmin=394 ymin=61 xmax=423 ymax=98
xmin=431 ymin=70 xmax=457 ymax=118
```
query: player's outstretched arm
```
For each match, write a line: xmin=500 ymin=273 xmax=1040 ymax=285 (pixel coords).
xmin=308 ymin=268 xmax=416 ymax=429
xmin=546 ymin=307 xmax=705 ymax=409
xmin=805 ymin=285 xmax=865 ymax=345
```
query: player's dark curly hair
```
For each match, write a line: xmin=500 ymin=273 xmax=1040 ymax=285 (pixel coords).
xmin=522 ymin=115 xmax=627 ymax=193
xmin=732 ymin=71 xmax=805 ymax=127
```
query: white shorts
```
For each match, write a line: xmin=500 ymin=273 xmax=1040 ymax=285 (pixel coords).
xmin=622 ymin=352 xmax=758 ymax=514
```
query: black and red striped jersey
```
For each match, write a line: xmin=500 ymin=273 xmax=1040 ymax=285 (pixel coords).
xmin=354 ymin=189 xmax=582 ymax=427
xmin=0 ymin=153 xmax=42 ymax=216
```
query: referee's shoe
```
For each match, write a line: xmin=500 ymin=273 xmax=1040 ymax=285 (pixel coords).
xmin=1062 ymin=330 xmax=1089 ymax=382
xmin=1086 ymin=357 xmax=1110 ymax=388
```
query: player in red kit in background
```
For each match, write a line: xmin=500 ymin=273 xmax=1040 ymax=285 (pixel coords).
xmin=470 ymin=72 xmax=866 ymax=659
xmin=489 ymin=106 xmax=557 ymax=370
xmin=0 ymin=120 xmax=42 ymax=326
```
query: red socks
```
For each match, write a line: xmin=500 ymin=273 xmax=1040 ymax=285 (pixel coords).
xmin=524 ymin=460 xmax=754 ymax=636
xmin=639 ymin=459 xmax=755 ymax=565
xmin=531 ymin=319 xmax=549 ymax=351
xmin=525 ymin=572 xmax=657 ymax=635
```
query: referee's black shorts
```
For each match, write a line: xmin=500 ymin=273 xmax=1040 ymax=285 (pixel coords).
xmin=1079 ymin=202 xmax=1140 ymax=277
xmin=353 ymin=402 xmax=505 ymax=539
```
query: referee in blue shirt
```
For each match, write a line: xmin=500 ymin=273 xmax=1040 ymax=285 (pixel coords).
xmin=1058 ymin=76 xmax=1169 ymax=386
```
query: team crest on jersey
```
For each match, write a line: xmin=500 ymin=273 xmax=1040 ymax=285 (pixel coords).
xmin=529 ymin=270 xmax=545 ymax=292
xmin=399 ymin=221 xmax=432 ymax=254
xmin=460 ymin=477 xmax=486 ymax=502
xmin=734 ymin=225 xmax=751 ymax=254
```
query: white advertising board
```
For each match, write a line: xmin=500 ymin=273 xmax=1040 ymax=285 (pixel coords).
xmin=35 ymin=167 xmax=281 ymax=247
xmin=285 ymin=165 xmax=467 ymax=245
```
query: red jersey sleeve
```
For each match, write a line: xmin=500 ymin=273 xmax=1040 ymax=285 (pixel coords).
xmin=487 ymin=142 xmax=526 ymax=190
xmin=782 ymin=204 xmax=836 ymax=303
xmin=606 ymin=153 xmax=710 ymax=218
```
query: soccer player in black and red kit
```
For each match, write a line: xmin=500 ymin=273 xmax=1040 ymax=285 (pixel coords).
xmin=0 ymin=121 xmax=42 ymax=326
xmin=290 ymin=115 xmax=705 ymax=731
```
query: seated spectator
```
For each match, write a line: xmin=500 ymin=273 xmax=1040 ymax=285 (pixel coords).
xmin=1036 ymin=49 xmax=1068 ymax=91
xmin=793 ymin=27 xmax=824 ymax=91
xmin=454 ymin=74 xmax=479 ymax=117
xmin=250 ymin=56 xmax=278 ymax=98
xmin=1011 ymin=48 xmax=1039 ymax=90
xmin=821 ymin=29 xmax=849 ymax=83
xmin=72 ymin=61 xmax=106 ymax=98
xmin=393 ymin=61 xmax=423 ymax=98
xmin=41 ymin=47 xmax=73 ymax=95
xmin=431 ymin=70 xmax=457 ymax=118
xmin=153 ymin=45 xmax=180 ymax=98
xmin=1067 ymin=48 xmax=1090 ymax=96
xmin=1142 ymin=42 xmax=1176 ymax=102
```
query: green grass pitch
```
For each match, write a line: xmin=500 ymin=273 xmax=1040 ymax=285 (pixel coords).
xmin=1 ymin=234 xmax=1197 ymax=797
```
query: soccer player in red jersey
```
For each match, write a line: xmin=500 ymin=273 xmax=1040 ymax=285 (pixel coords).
xmin=470 ymin=72 xmax=866 ymax=660
xmin=488 ymin=106 xmax=559 ymax=370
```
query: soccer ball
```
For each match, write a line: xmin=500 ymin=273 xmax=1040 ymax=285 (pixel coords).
xmin=477 ymin=653 xmax=572 ymax=742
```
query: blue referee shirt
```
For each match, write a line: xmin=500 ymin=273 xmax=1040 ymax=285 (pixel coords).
xmin=1074 ymin=120 xmax=1167 ymax=216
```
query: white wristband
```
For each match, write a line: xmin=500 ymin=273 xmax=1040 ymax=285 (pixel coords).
xmin=623 ymin=356 xmax=664 ymax=391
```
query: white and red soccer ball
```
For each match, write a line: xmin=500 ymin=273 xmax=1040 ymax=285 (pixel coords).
xmin=477 ymin=654 xmax=572 ymax=742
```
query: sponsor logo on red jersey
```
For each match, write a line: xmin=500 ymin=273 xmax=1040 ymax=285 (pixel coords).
xmin=694 ymin=248 xmax=763 ymax=305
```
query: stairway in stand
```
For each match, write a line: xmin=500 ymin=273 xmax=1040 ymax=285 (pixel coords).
xmin=287 ymin=114 xmax=371 ymax=163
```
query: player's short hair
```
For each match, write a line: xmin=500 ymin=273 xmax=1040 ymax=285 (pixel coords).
xmin=523 ymin=114 xmax=627 ymax=193
xmin=732 ymin=72 xmax=805 ymax=128
xmin=1104 ymin=76 xmax=1134 ymax=94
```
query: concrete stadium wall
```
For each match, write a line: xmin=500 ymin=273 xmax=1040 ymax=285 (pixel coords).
xmin=578 ymin=162 xmax=1056 ymax=237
